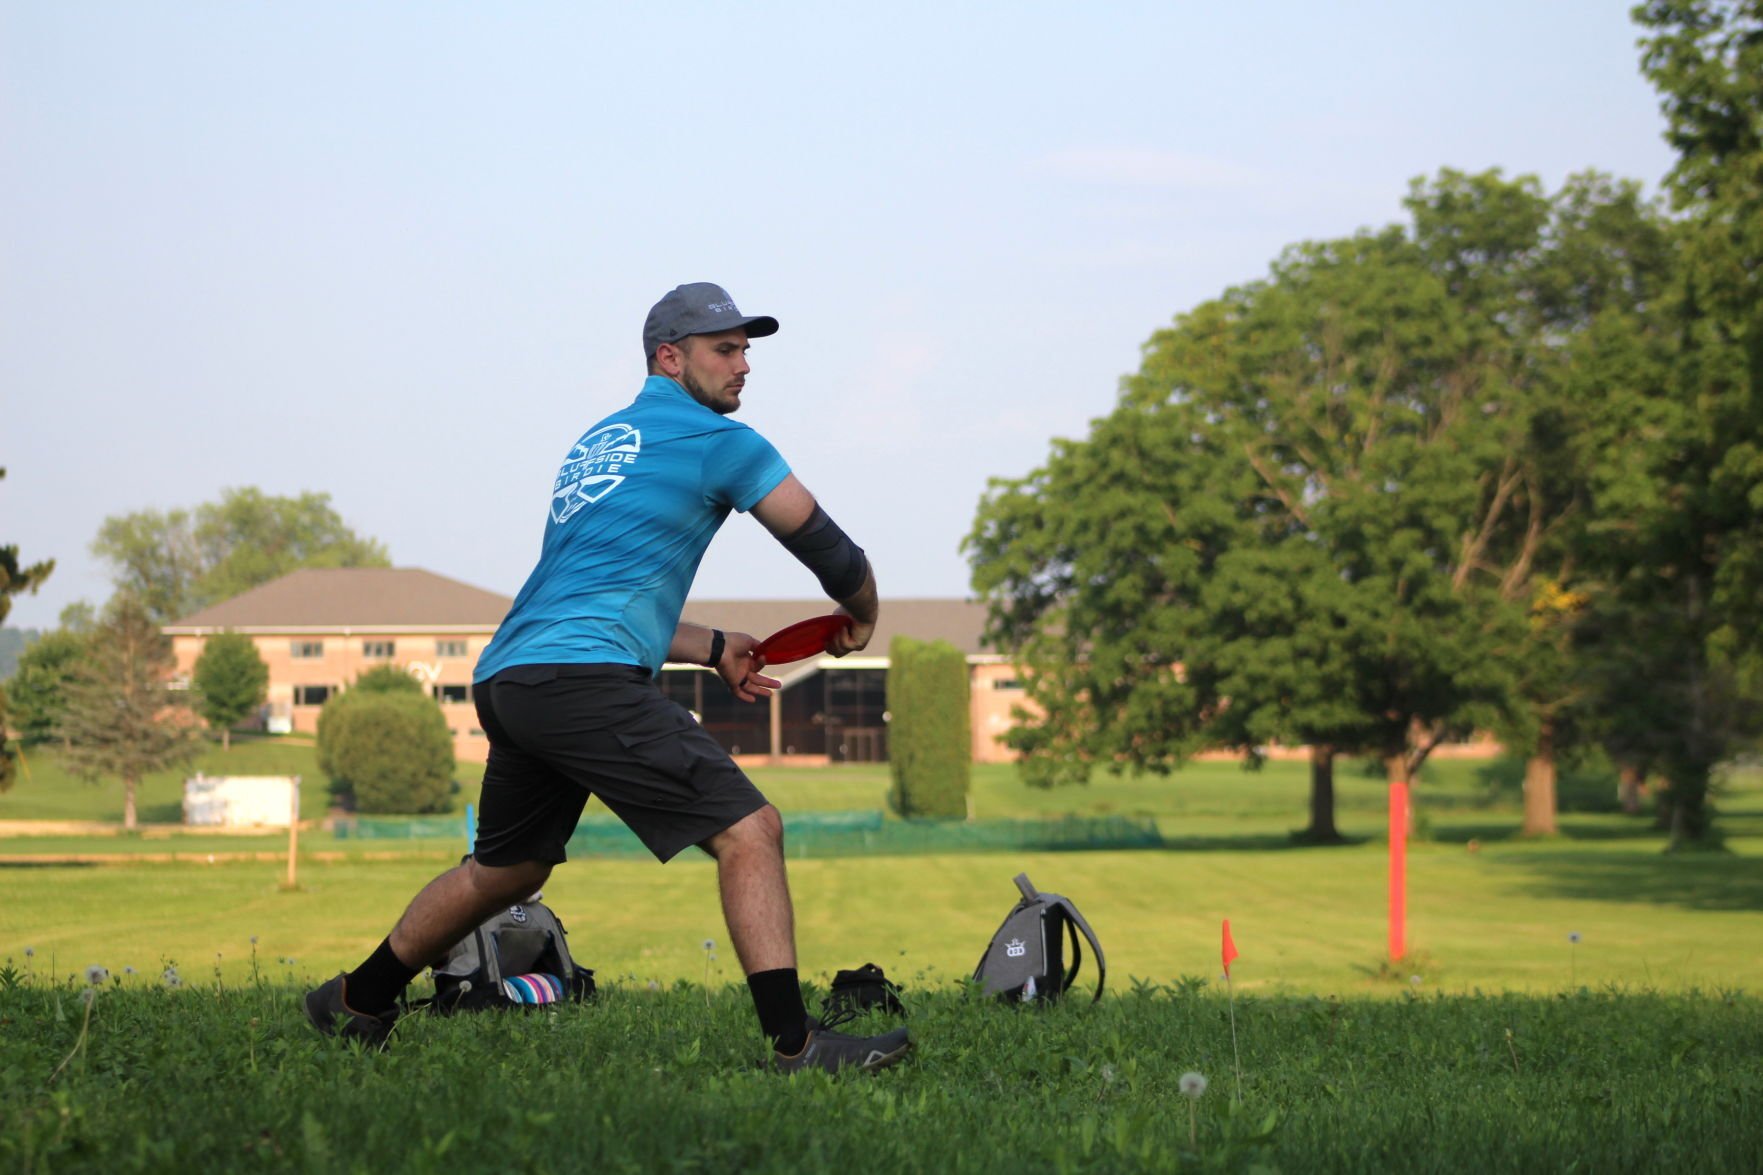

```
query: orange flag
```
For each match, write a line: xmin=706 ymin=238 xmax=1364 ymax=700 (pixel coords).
xmin=1222 ymin=920 xmax=1239 ymax=977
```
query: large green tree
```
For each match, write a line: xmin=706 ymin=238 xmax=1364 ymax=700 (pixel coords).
xmin=92 ymin=487 xmax=390 ymax=622
xmin=57 ymin=598 xmax=205 ymax=829
xmin=192 ymin=631 xmax=269 ymax=751
xmin=1619 ymin=0 xmax=1763 ymax=842
xmin=1 ymin=467 xmax=55 ymax=793
xmin=966 ymin=169 xmax=1670 ymax=843
xmin=6 ymin=628 xmax=90 ymax=747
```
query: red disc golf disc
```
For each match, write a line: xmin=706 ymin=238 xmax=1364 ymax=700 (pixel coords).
xmin=754 ymin=614 xmax=854 ymax=665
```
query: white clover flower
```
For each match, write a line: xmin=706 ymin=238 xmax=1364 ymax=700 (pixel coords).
xmin=85 ymin=965 xmax=109 ymax=986
xmin=1179 ymin=1071 xmax=1208 ymax=1099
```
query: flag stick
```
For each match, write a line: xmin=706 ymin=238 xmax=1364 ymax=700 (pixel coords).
xmin=1226 ymin=971 xmax=1243 ymax=1103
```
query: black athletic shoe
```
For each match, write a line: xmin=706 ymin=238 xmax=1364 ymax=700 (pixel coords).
xmin=303 ymin=973 xmax=398 ymax=1049
xmin=770 ymin=1011 xmax=912 ymax=1075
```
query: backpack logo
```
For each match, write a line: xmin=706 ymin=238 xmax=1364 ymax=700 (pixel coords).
xmin=1006 ymin=938 xmax=1026 ymax=958
xmin=508 ymin=904 xmax=527 ymax=924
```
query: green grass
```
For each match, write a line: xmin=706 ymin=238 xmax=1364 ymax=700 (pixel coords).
xmin=2 ymin=978 xmax=1758 ymax=1172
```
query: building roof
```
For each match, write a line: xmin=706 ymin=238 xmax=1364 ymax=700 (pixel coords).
xmin=678 ymin=598 xmax=995 ymax=657
xmin=164 ymin=568 xmax=515 ymax=633
xmin=165 ymin=568 xmax=996 ymax=655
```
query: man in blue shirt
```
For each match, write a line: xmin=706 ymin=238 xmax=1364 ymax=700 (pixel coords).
xmin=305 ymin=283 xmax=908 ymax=1074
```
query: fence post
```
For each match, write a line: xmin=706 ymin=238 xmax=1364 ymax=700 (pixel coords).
xmin=287 ymin=775 xmax=301 ymax=889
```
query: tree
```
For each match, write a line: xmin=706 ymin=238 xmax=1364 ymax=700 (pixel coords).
xmin=967 ymin=169 xmax=1669 ymax=846
xmin=192 ymin=631 xmax=268 ymax=751
xmin=92 ymin=487 xmax=390 ymax=622
xmin=886 ymin=637 xmax=971 ymax=819
xmin=1625 ymin=0 xmax=1763 ymax=844
xmin=1 ymin=467 xmax=54 ymax=792
xmin=7 ymin=628 xmax=90 ymax=747
xmin=318 ymin=689 xmax=453 ymax=814
xmin=56 ymin=598 xmax=205 ymax=829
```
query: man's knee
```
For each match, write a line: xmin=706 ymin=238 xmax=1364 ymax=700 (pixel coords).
xmin=464 ymin=857 xmax=551 ymax=904
xmin=704 ymin=804 xmax=784 ymax=858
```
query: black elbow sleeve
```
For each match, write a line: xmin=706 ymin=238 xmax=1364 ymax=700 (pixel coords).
xmin=781 ymin=505 xmax=870 ymax=600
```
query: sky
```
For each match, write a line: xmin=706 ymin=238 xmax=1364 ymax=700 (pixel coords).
xmin=1 ymin=2 xmax=1681 ymax=631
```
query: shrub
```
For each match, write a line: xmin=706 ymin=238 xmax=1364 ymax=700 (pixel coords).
xmin=192 ymin=631 xmax=268 ymax=749
xmin=318 ymin=689 xmax=454 ymax=814
xmin=350 ymin=663 xmax=425 ymax=694
xmin=887 ymin=636 xmax=970 ymax=818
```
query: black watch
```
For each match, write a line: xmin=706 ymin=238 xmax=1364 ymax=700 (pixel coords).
xmin=704 ymin=629 xmax=726 ymax=669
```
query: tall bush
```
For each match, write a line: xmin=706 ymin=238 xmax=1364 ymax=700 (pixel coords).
xmin=887 ymin=636 xmax=971 ymax=819
xmin=318 ymin=688 xmax=454 ymax=814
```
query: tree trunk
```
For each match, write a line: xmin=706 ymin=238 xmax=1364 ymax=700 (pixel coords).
xmin=1300 ymin=744 xmax=1344 ymax=843
xmin=1521 ymin=725 xmax=1558 ymax=837
xmin=124 ymin=773 xmax=138 ymax=832
xmin=222 ymin=727 xmax=231 ymax=752
xmin=1617 ymin=763 xmax=1644 ymax=815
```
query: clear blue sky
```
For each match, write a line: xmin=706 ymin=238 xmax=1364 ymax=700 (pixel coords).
xmin=2 ymin=1 xmax=1679 ymax=629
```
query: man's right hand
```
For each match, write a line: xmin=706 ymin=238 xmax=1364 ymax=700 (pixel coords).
xmin=828 ymin=607 xmax=872 ymax=657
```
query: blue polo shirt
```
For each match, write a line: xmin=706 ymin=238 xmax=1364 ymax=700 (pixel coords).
xmin=474 ymin=376 xmax=791 ymax=680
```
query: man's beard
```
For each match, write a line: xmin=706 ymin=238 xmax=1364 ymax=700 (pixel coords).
xmin=681 ymin=369 xmax=738 ymax=415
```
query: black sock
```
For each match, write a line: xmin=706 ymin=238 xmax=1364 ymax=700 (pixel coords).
xmin=344 ymin=938 xmax=421 ymax=1014
xmin=746 ymin=968 xmax=809 ymax=1054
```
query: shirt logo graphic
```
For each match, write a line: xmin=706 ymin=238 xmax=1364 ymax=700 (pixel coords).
xmin=551 ymin=423 xmax=641 ymax=525
xmin=1006 ymin=938 xmax=1027 ymax=958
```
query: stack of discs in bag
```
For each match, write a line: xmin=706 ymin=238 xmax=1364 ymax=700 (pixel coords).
xmin=500 ymin=973 xmax=566 ymax=1004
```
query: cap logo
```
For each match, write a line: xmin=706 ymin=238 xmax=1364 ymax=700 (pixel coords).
xmin=706 ymin=300 xmax=736 ymax=313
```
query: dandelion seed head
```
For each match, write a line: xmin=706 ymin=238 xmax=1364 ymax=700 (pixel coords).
xmin=1100 ymin=1063 xmax=1117 ymax=1084
xmin=1179 ymin=1071 xmax=1208 ymax=1098
xmin=250 ymin=936 xmax=258 ymax=945
xmin=81 ymin=988 xmax=97 ymax=1006
xmin=85 ymin=965 xmax=109 ymax=986
xmin=124 ymin=966 xmax=136 ymax=975
xmin=23 ymin=947 xmax=33 ymax=958
xmin=647 ymin=979 xmax=661 ymax=992
xmin=1409 ymin=975 xmax=1422 ymax=986
xmin=1569 ymin=932 xmax=1581 ymax=944
xmin=702 ymin=939 xmax=715 ymax=952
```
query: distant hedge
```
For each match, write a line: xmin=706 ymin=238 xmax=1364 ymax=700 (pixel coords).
xmin=318 ymin=688 xmax=454 ymax=814
xmin=887 ymin=636 xmax=970 ymax=819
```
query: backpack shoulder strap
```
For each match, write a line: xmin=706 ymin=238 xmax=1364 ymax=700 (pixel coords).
xmin=1055 ymin=897 xmax=1105 ymax=1002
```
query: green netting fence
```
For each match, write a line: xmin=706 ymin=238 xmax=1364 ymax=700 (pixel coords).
xmin=331 ymin=810 xmax=1164 ymax=858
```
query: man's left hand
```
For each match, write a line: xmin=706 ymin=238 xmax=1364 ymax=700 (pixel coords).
xmin=717 ymin=631 xmax=780 ymax=702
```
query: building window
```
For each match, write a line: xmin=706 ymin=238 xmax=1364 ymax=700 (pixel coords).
xmin=362 ymin=640 xmax=395 ymax=659
xmin=991 ymin=678 xmax=1023 ymax=691
xmin=436 ymin=639 xmax=468 ymax=658
xmin=293 ymin=684 xmax=333 ymax=707
xmin=434 ymin=683 xmax=471 ymax=705
xmin=291 ymin=640 xmax=324 ymax=659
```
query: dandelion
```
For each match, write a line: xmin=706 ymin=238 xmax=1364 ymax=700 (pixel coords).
xmin=85 ymin=965 xmax=108 ymax=986
xmin=162 ymin=966 xmax=182 ymax=989
xmin=124 ymin=966 xmax=136 ymax=975
xmin=1100 ymin=1063 xmax=1117 ymax=1086
xmin=23 ymin=947 xmax=34 ymax=958
xmin=1568 ymin=931 xmax=1581 ymax=944
xmin=1409 ymin=974 xmax=1422 ymax=987
xmin=250 ymin=935 xmax=259 ymax=945
xmin=1568 ymin=931 xmax=1581 ymax=987
xmin=80 ymin=987 xmax=97 ymax=1006
xmin=702 ymin=939 xmax=715 ymax=952
xmin=647 ymin=979 xmax=661 ymax=992
xmin=1179 ymin=1071 xmax=1207 ymax=1149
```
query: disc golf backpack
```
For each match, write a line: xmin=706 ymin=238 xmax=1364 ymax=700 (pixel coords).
xmin=973 ymin=873 xmax=1105 ymax=1003
xmin=425 ymin=897 xmax=596 ymax=1014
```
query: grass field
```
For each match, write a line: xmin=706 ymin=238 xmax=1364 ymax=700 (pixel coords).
xmin=4 ymin=746 xmax=1761 ymax=1170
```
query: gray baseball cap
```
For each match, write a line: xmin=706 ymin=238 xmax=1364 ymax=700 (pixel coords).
xmin=643 ymin=282 xmax=779 ymax=358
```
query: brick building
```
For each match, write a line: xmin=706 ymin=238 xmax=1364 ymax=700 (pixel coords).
xmin=164 ymin=568 xmax=1024 ymax=764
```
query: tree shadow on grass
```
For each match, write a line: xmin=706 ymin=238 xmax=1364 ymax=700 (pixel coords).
xmin=1150 ymin=831 xmax=1372 ymax=853
xmin=1487 ymin=849 xmax=1763 ymax=913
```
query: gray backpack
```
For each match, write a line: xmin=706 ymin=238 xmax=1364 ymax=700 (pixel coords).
xmin=427 ymin=897 xmax=595 ymax=1013
xmin=973 ymin=873 xmax=1106 ymax=1003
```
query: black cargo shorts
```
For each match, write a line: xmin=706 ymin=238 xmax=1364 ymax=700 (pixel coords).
xmin=470 ymin=663 xmax=769 ymax=865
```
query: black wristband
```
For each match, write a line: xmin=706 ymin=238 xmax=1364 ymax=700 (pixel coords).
xmin=704 ymin=629 xmax=725 ymax=669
